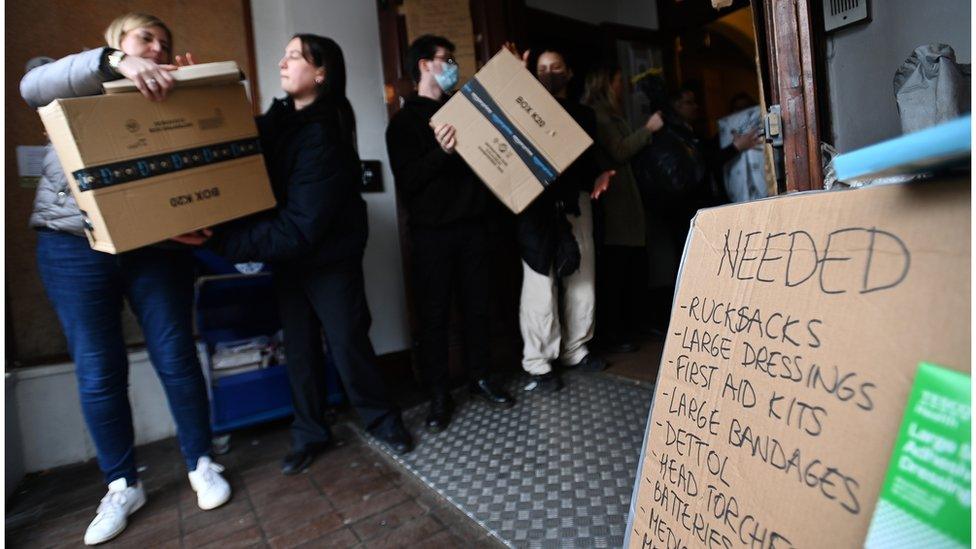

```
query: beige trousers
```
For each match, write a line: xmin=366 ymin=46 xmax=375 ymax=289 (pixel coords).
xmin=519 ymin=192 xmax=596 ymax=375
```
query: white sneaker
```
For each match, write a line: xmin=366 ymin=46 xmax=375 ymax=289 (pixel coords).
xmin=188 ymin=456 xmax=231 ymax=510
xmin=83 ymin=478 xmax=147 ymax=545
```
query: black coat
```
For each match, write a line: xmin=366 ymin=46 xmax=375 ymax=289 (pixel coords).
xmin=209 ymin=96 xmax=368 ymax=266
xmin=386 ymin=95 xmax=489 ymax=228
xmin=517 ymin=100 xmax=601 ymax=276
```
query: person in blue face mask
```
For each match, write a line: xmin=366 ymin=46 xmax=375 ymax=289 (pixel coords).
xmin=386 ymin=35 xmax=516 ymax=434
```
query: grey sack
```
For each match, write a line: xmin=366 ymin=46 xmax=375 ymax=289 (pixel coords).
xmin=893 ymin=43 xmax=971 ymax=134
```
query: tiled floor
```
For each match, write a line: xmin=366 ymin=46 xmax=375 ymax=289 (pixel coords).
xmin=602 ymin=338 xmax=664 ymax=384
xmin=367 ymin=372 xmax=654 ymax=547
xmin=5 ymin=334 xmax=663 ymax=548
xmin=6 ymin=421 xmax=506 ymax=548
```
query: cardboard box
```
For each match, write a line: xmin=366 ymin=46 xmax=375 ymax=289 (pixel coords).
xmin=430 ymin=49 xmax=593 ymax=214
xmin=102 ymin=61 xmax=243 ymax=94
xmin=624 ymin=179 xmax=970 ymax=548
xmin=37 ymin=62 xmax=275 ymax=253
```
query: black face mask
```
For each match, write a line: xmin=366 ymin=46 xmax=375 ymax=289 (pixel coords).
xmin=538 ymin=71 xmax=569 ymax=95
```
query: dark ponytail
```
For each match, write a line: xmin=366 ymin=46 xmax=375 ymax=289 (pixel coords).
xmin=293 ymin=33 xmax=357 ymax=147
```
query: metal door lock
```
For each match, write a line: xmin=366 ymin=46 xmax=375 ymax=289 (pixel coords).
xmin=764 ymin=104 xmax=784 ymax=147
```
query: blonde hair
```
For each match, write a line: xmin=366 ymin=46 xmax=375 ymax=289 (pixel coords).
xmin=582 ymin=67 xmax=620 ymax=115
xmin=104 ymin=13 xmax=172 ymax=54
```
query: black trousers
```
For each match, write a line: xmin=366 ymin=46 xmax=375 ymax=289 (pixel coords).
xmin=410 ymin=221 xmax=491 ymax=396
xmin=274 ymin=257 xmax=398 ymax=449
xmin=597 ymin=244 xmax=648 ymax=343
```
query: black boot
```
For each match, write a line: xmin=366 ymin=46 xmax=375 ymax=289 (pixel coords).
xmin=371 ymin=416 xmax=414 ymax=455
xmin=469 ymin=379 xmax=515 ymax=408
xmin=524 ymin=371 xmax=563 ymax=393
xmin=281 ymin=440 xmax=330 ymax=475
xmin=425 ymin=393 xmax=454 ymax=433
xmin=565 ymin=354 xmax=608 ymax=372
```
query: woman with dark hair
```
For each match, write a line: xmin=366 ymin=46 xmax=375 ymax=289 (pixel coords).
xmin=507 ymin=44 xmax=614 ymax=392
xmin=21 ymin=12 xmax=231 ymax=545
xmin=199 ymin=34 xmax=413 ymax=473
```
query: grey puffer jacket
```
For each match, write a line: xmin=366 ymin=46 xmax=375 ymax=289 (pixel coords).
xmin=20 ymin=47 xmax=114 ymax=236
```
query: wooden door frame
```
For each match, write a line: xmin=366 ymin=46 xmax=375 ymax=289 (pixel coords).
xmin=241 ymin=0 xmax=262 ymax=115
xmin=752 ymin=0 xmax=830 ymax=193
xmin=663 ymin=0 xmax=830 ymax=194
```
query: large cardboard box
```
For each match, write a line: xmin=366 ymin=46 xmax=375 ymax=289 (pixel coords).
xmin=430 ymin=49 xmax=593 ymax=213
xmin=625 ymin=179 xmax=970 ymax=547
xmin=38 ymin=62 xmax=275 ymax=253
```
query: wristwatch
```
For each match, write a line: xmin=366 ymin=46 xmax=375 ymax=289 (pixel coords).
xmin=107 ymin=49 xmax=127 ymax=73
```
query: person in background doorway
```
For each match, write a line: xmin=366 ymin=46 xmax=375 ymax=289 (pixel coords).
xmin=386 ymin=34 xmax=515 ymax=434
xmin=510 ymin=43 xmax=615 ymax=392
xmin=706 ymin=92 xmax=765 ymax=199
xmin=582 ymin=66 xmax=664 ymax=354
xmin=20 ymin=12 xmax=231 ymax=545
xmin=192 ymin=34 xmax=414 ymax=474
xmin=669 ymin=85 xmax=763 ymax=206
xmin=630 ymin=78 xmax=712 ymax=334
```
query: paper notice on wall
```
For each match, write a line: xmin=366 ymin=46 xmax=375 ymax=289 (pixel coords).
xmin=17 ymin=145 xmax=46 ymax=188
xmin=624 ymin=179 xmax=970 ymax=548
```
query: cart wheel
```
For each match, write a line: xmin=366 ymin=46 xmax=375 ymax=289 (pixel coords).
xmin=212 ymin=434 xmax=231 ymax=455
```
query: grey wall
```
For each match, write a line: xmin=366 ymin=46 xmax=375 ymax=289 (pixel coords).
xmin=9 ymin=352 xmax=181 ymax=475
xmin=249 ymin=0 xmax=410 ymax=355
xmin=825 ymin=1 xmax=971 ymax=152
xmin=525 ymin=0 xmax=659 ymax=29
xmin=6 ymin=375 xmax=25 ymax=498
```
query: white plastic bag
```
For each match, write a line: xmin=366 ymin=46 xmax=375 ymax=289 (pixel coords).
xmin=718 ymin=106 xmax=766 ymax=203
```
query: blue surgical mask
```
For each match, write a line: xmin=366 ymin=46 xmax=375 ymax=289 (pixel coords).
xmin=434 ymin=62 xmax=459 ymax=92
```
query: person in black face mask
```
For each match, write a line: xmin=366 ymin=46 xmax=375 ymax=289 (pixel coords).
xmin=508 ymin=44 xmax=615 ymax=393
xmin=386 ymin=35 xmax=516 ymax=434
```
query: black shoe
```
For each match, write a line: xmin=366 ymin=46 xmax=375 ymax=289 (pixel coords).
xmin=565 ymin=354 xmax=608 ymax=372
xmin=603 ymin=341 xmax=639 ymax=354
xmin=524 ymin=371 xmax=563 ymax=393
xmin=281 ymin=441 xmax=329 ymax=475
xmin=469 ymin=378 xmax=515 ymax=408
xmin=372 ymin=419 xmax=414 ymax=455
xmin=425 ymin=393 xmax=454 ymax=433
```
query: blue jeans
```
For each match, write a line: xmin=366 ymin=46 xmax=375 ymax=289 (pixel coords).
xmin=36 ymin=230 xmax=211 ymax=485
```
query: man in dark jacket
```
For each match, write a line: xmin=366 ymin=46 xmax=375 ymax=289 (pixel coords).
xmin=386 ymin=35 xmax=515 ymax=434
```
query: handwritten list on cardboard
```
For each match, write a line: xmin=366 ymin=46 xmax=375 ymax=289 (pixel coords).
xmin=626 ymin=180 xmax=970 ymax=548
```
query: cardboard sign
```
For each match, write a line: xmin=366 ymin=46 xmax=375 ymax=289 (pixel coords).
xmin=37 ymin=62 xmax=275 ymax=253
xmin=625 ymin=179 xmax=970 ymax=548
xmin=431 ymin=48 xmax=592 ymax=213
